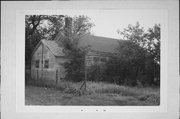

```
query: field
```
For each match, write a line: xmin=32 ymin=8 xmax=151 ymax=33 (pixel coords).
xmin=25 ymin=81 xmax=160 ymax=106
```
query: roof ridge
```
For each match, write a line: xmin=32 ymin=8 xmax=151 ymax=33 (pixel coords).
xmin=32 ymin=34 xmax=121 ymax=57
xmin=82 ymin=34 xmax=121 ymax=41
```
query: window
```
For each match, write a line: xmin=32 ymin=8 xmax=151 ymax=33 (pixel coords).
xmin=93 ymin=57 xmax=100 ymax=62
xmin=35 ymin=60 xmax=39 ymax=68
xmin=101 ymin=57 xmax=107 ymax=62
xmin=86 ymin=56 xmax=93 ymax=60
xmin=44 ymin=59 xmax=49 ymax=68
xmin=86 ymin=60 xmax=92 ymax=66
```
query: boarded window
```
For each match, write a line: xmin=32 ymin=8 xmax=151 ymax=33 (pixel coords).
xmin=35 ymin=60 xmax=39 ymax=68
xmin=44 ymin=60 xmax=49 ymax=68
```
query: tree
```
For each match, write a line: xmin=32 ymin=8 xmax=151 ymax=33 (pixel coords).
xmin=118 ymin=22 xmax=160 ymax=64
xmin=25 ymin=15 xmax=94 ymax=84
xmin=25 ymin=15 xmax=64 ymax=68
xmin=145 ymin=24 xmax=160 ymax=85
xmin=118 ymin=40 xmax=147 ymax=86
xmin=104 ymin=56 xmax=128 ymax=85
xmin=103 ymin=40 xmax=147 ymax=86
xmin=117 ymin=22 xmax=146 ymax=48
xmin=25 ymin=15 xmax=43 ymax=67
xmin=72 ymin=15 xmax=94 ymax=36
xmin=59 ymin=15 xmax=94 ymax=82
xmin=116 ymin=22 xmax=161 ymax=86
xmin=145 ymin=24 xmax=160 ymax=63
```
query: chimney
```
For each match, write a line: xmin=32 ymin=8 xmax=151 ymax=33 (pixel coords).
xmin=64 ymin=17 xmax=72 ymax=37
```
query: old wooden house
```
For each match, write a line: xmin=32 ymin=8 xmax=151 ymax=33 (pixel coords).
xmin=31 ymin=34 xmax=120 ymax=82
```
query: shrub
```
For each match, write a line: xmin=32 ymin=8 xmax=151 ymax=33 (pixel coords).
xmin=87 ymin=64 xmax=105 ymax=82
xmin=63 ymin=55 xmax=85 ymax=82
xmin=103 ymin=58 xmax=127 ymax=85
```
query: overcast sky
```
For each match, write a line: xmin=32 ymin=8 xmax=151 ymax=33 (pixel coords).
xmin=58 ymin=9 xmax=166 ymax=39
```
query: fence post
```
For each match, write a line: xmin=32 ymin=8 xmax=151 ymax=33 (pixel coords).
xmin=56 ymin=69 xmax=58 ymax=84
xmin=84 ymin=56 xmax=87 ymax=91
xmin=33 ymin=75 xmax=35 ymax=84
xmin=37 ymin=70 xmax=39 ymax=80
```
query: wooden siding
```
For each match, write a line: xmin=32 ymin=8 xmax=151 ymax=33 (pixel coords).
xmin=31 ymin=43 xmax=57 ymax=81
xmin=85 ymin=51 xmax=110 ymax=66
xmin=30 ymin=40 xmax=115 ymax=82
xmin=55 ymin=57 xmax=67 ymax=79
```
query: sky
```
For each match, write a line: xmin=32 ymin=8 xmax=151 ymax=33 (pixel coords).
xmin=54 ymin=9 xmax=166 ymax=39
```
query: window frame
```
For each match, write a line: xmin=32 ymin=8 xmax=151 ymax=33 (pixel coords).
xmin=35 ymin=59 xmax=39 ymax=68
xmin=44 ymin=59 xmax=49 ymax=68
xmin=100 ymin=57 xmax=107 ymax=62
xmin=93 ymin=56 xmax=100 ymax=62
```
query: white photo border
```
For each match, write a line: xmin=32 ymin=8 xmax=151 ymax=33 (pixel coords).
xmin=1 ymin=1 xmax=179 ymax=119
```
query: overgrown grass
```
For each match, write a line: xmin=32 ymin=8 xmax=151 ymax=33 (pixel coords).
xmin=86 ymin=81 xmax=159 ymax=97
xmin=26 ymin=79 xmax=160 ymax=105
xmin=27 ymin=79 xmax=74 ymax=91
xmin=27 ymin=79 xmax=159 ymax=95
xmin=87 ymin=81 xmax=160 ymax=105
xmin=27 ymin=79 xmax=159 ymax=99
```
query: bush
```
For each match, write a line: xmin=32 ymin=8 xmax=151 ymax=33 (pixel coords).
xmin=124 ymin=77 xmax=137 ymax=86
xmin=101 ymin=55 xmax=160 ymax=87
xmin=87 ymin=64 xmax=105 ymax=82
xmin=103 ymin=58 xmax=127 ymax=85
xmin=63 ymin=45 xmax=87 ymax=82
xmin=103 ymin=57 xmax=141 ymax=86
xmin=63 ymin=57 xmax=85 ymax=82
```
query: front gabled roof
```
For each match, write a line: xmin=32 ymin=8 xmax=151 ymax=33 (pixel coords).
xmin=41 ymin=40 xmax=65 ymax=57
xmin=31 ymin=39 xmax=65 ymax=57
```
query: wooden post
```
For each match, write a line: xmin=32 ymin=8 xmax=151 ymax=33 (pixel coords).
xmin=80 ymin=55 xmax=88 ymax=92
xmin=33 ymin=75 xmax=35 ymax=84
xmin=80 ymin=81 xmax=85 ymax=90
xmin=56 ymin=69 xmax=58 ymax=84
xmin=41 ymin=44 xmax=44 ymax=79
xmin=37 ymin=70 xmax=39 ymax=80
xmin=84 ymin=55 xmax=87 ymax=91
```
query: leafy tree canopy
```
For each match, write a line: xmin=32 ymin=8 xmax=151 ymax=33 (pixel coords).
xmin=117 ymin=22 xmax=160 ymax=63
xmin=25 ymin=15 xmax=94 ymax=69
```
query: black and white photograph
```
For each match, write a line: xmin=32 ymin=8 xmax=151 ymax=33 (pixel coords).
xmin=25 ymin=10 xmax=161 ymax=106
xmin=1 ymin=1 xmax=179 ymax=119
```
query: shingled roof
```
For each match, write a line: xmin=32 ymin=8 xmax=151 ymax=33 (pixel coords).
xmin=41 ymin=40 xmax=65 ymax=57
xmin=34 ymin=34 xmax=120 ymax=57
xmin=79 ymin=35 xmax=119 ymax=53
